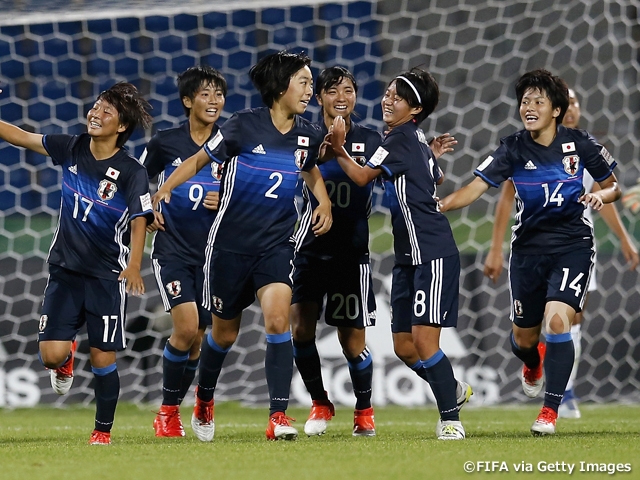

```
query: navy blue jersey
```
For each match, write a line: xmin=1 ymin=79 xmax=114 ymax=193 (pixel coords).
xmin=474 ymin=125 xmax=616 ymax=254
xmin=367 ymin=121 xmax=458 ymax=265
xmin=203 ymin=107 xmax=322 ymax=255
xmin=43 ymin=133 xmax=153 ymax=280
xmin=142 ymin=121 xmax=221 ymax=266
xmin=294 ymin=120 xmax=383 ymax=258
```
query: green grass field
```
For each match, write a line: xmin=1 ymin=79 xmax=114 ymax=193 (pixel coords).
xmin=1 ymin=403 xmax=639 ymax=480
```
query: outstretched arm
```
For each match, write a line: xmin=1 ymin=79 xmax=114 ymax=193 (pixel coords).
xmin=591 ymin=183 xmax=639 ymax=270
xmin=151 ymin=148 xmax=211 ymax=209
xmin=0 ymin=119 xmax=47 ymax=156
xmin=483 ymin=180 xmax=515 ymax=283
xmin=301 ymin=166 xmax=333 ymax=236
xmin=439 ymin=176 xmax=490 ymax=212
xmin=329 ymin=116 xmax=380 ymax=187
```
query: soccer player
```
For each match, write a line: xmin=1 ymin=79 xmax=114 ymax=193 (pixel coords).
xmin=439 ymin=69 xmax=621 ymax=435
xmin=152 ymin=51 xmax=332 ymax=441
xmin=329 ymin=68 xmax=470 ymax=440
xmin=290 ymin=66 xmax=382 ymax=437
xmin=0 ymin=83 xmax=154 ymax=445
xmin=483 ymin=87 xmax=638 ymax=419
xmin=142 ymin=66 xmax=227 ymax=437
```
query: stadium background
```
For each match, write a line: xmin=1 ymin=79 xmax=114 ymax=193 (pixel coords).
xmin=0 ymin=0 xmax=638 ymax=409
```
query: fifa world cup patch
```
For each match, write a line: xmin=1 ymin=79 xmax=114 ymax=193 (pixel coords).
xmin=294 ymin=149 xmax=308 ymax=169
xmin=368 ymin=146 xmax=389 ymax=167
xmin=600 ymin=146 xmax=615 ymax=165
xmin=562 ymin=155 xmax=580 ymax=176
xmin=39 ymin=315 xmax=48 ymax=332
xmin=140 ymin=193 xmax=152 ymax=211
xmin=166 ymin=280 xmax=181 ymax=297
xmin=98 ymin=179 xmax=118 ymax=201
xmin=514 ymin=299 xmax=524 ymax=317
xmin=212 ymin=295 xmax=223 ymax=311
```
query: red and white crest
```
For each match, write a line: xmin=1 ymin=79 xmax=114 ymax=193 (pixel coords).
xmin=39 ymin=315 xmax=48 ymax=332
xmin=353 ymin=156 xmax=367 ymax=167
xmin=166 ymin=280 xmax=181 ymax=297
xmin=212 ymin=295 xmax=224 ymax=311
xmin=211 ymin=162 xmax=224 ymax=181
xmin=562 ymin=155 xmax=580 ymax=176
xmin=294 ymin=149 xmax=308 ymax=169
xmin=514 ymin=299 xmax=523 ymax=317
xmin=98 ymin=179 xmax=117 ymax=200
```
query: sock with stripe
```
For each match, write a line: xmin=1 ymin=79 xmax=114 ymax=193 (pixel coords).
xmin=266 ymin=332 xmax=294 ymax=415
xmin=178 ymin=357 xmax=199 ymax=405
xmin=510 ymin=332 xmax=541 ymax=369
xmin=544 ymin=332 xmax=575 ymax=411
xmin=409 ymin=360 xmax=429 ymax=382
xmin=92 ymin=363 xmax=119 ymax=433
xmin=293 ymin=337 xmax=327 ymax=401
xmin=346 ymin=347 xmax=373 ymax=410
xmin=162 ymin=340 xmax=189 ymax=406
xmin=423 ymin=350 xmax=459 ymax=422
xmin=196 ymin=334 xmax=229 ymax=403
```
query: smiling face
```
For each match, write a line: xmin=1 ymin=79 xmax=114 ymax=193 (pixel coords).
xmin=86 ymin=98 xmax=126 ymax=139
xmin=519 ymin=87 xmax=560 ymax=136
xmin=184 ymin=81 xmax=225 ymax=127
xmin=317 ymin=77 xmax=357 ymax=121
xmin=381 ymin=80 xmax=422 ymax=130
xmin=563 ymin=88 xmax=581 ymax=128
xmin=278 ymin=66 xmax=313 ymax=115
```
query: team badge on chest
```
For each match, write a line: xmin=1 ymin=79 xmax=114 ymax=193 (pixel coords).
xmin=98 ymin=179 xmax=118 ymax=200
xmin=294 ymin=149 xmax=308 ymax=169
xmin=562 ymin=155 xmax=580 ymax=176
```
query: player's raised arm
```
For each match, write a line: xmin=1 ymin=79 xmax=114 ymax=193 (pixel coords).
xmin=329 ymin=116 xmax=380 ymax=187
xmin=0 ymin=119 xmax=47 ymax=156
xmin=483 ymin=180 xmax=515 ymax=283
xmin=152 ymin=147 xmax=211 ymax=208
xmin=439 ymin=176 xmax=490 ymax=212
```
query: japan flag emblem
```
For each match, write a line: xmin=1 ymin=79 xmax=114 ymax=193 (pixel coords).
xmin=106 ymin=167 xmax=120 ymax=180
xmin=298 ymin=136 xmax=309 ymax=146
xmin=352 ymin=143 xmax=365 ymax=153
xmin=562 ymin=142 xmax=576 ymax=153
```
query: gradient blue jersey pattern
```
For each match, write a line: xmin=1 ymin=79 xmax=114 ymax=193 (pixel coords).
xmin=474 ymin=125 xmax=617 ymax=254
xmin=203 ymin=107 xmax=322 ymax=255
xmin=294 ymin=120 xmax=382 ymax=259
xmin=43 ymin=133 xmax=153 ymax=280
xmin=367 ymin=121 xmax=458 ymax=265
xmin=142 ymin=121 xmax=221 ymax=266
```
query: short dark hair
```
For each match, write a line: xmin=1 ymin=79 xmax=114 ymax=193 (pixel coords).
xmin=315 ymin=66 xmax=358 ymax=96
xmin=249 ymin=50 xmax=311 ymax=107
xmin=177 ymin=65 xmax=227 ymax=117
xmin=392 ymin=67 xmax=439 ymax=124
xmin=96 ymin=82 xmax=152 ymax=148
xmin=515 ymin=69 xmax=569 ymax=125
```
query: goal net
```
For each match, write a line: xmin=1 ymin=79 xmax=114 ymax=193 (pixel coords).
xmin=0 ymin=0 xmax=638 ymax=409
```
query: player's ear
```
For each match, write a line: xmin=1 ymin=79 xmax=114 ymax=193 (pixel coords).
xmin=117 ymin=123 xmax=128 ymax=133
xmin=552 ymin=106 xmax=561 ymax=118
xmin=410 ymin=105 xmax=423 ymax=117
xmin=315 ymin=94 xmax=323 ymax=108
xmin=182 ymin=96 xmax=193 ymax=109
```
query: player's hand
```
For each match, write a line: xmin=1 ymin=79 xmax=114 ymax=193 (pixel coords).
xmin=311 ymin=202 xmax=332 ymax=236
xmin=146 ymin=210 xmax=165 ymax=233
xmin=330 ymin=116 xmax=346 ymax=151
xmin=483 ymin=248 xmax=504 ymax=283
xmin=318 ymin=131 xmax=335 ymax=164
xmin=429 ymin=133 xmax=457 ymax=159
xmin=152 ymin=188 xmax=171 ymax=210
xmin=620 ymin=237 xmax=640 ymax=271
xmin=119 ymin=267 xmax=145 ymax=296
xmin=579 ymin=192 xmax=604 ymax=211
xmin=203 ymin=191 xmax=219 ymax=210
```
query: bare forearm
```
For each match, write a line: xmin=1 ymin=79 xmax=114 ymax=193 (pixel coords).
xmin=161 ymin=149 xmax=210 ymax=193
xmin=490 ymin=182 xmax=515 ymax=251
xmin=0 ymin=120 xmax=47 ymax=155
xmin=334 ymin=147 xmax=377 ymax=187
xmin=440 ymin=177 xmax=490 ymax=212
xmin=302 ymin=167 xmax=331 ymax=207
xmin=128 ymin=217 xmax=147 ymax=270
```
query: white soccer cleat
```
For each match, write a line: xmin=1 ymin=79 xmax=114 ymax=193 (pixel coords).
xmin=266 ymin=412 xmax=298 ymax=441
xmin=531 ymin=406 xmax=557 ymax=436
xmin=304 ymin=399 xmax=335 ymax=436
xmin=456 ymin=380 xmax=473 ymax=410
xmin=558 ymin=398 xmax=581 ymax=419
xmin=191 ymin=390 xmax=215 ymax=442
xmin=437 ymin=420 xmax=465 ymax=440
xmin=50 ymin=340 xmax=77 ymax=395
xmin=521 ymin=343 xmax=546 ymax=398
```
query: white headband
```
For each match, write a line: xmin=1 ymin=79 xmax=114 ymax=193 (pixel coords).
xmin=395 ymin=76 xmax=421 ymax=104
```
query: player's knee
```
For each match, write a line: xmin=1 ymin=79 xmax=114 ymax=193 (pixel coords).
xmin=39 ymin=344 xmax=71 ymax=368
xmin=546 ymin=312 xmax=571 ymax=334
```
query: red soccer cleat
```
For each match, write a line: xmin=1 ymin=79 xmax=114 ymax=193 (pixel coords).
xmin=353 ymin=407 xmax=376 ymax=437
xmin=522 ymin=342 xmax=546 ymax=398
xmin=153 ymin=404 xmax=186 ymax=437
xmin=304 ymin=399 xmax=335 ymax=436
xmin=50 ymin=339 xmax=78 ymax=395
xmin=89 ymin=429 xmax=111 ymax=445
xmin=266 ymin=412 xmax=298 ymax=441
xmin=531 ymin=406 xmax=558 ymax=436
xmin=191 ymin=389 xmax=215 ymax=442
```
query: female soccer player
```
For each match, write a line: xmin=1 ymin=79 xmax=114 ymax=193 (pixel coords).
xmin=482 ymin=87 xmax=638 ymax=419
xmin=329 ymin=68 xmax=468 ymax=440
xmin=152 ymin=51 xmax=332 ymax=441
xmin=0 ymin=83 xmax=154 ymax=445
xmin=142 ymin=66 xmax=227 ymax=437
xmin=440 ymin=69 xmax=621 ymax=436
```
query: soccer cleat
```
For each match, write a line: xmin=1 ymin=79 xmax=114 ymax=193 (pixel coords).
xmin=266 ymin=412 xmax=298 ymax=441
xmin=50 ymin=340 xmax=78 ymax=396
xmin=558 ymin=389 xmax=581 ymax=419
xmin=521 ymin=342 xmax=546 ymax=398
xmin=154 ymin=404 xmax=186 ymax=437
xmin=456 ymin=380 xmax=473 ymax=410
xmin=304 ymin=399 xmax=335 ymax=436
xmin=89 ymin=429 xmax=111 ymax=445
xmin=353 ymin=407 xmax=376 ymax=437
xmin=531 ymin=406 xmax=558 ymax=436
xmin=191 ymin=390 xmax=215 ymax=442
xmin=437 ymin=420 xmax=465 ymax=440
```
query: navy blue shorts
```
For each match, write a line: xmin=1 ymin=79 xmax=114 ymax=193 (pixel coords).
xmin=38 ymin=264 xmax=127 ymax=351
xmin=203 ymin=244 xmax=294 ymax=319
xmin=390 ymin=255 xmax=460 ymax=334
xmin=152 ymin=259 xmax=212 ymax=329
xmin=292 ymin=253 xmax=376 ymax=328
xmin=509 ymin=247 xmax=594 ymax=328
